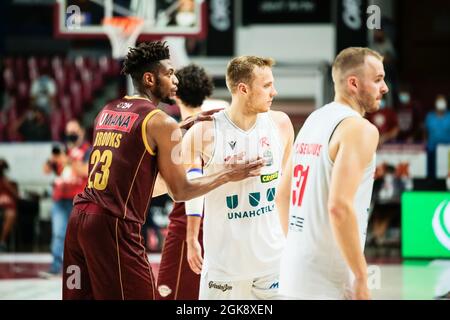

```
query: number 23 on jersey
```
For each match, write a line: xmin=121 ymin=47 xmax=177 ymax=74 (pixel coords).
xmin=87 ymin=149 xmax=113 ymax=191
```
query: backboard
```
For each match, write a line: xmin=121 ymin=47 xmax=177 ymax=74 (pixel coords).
xmin=54 ymin=0 xmax=207 ymax=39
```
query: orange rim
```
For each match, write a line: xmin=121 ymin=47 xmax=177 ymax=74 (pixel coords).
xmin=102 ymin=16 xmax=143 ymax=35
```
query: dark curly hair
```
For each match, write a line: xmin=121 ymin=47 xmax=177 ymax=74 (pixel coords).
xmin=121 ymin=41 xmax=170 ymax=82
xmin=175 ymin=64 xmax=214 ymax=108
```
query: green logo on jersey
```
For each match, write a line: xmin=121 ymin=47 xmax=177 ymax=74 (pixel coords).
xmin=261 ymin=171 xmax=279 ymax=183
xmin=225 ymin=189 xmax=278 ymax=220
xmin=263 ymin=149 xmax=273 ymax=166
xmin=267 ymin=188 xmax=276 ymax=202
xmin=226 ymin=195 xmax=238 ymax=209
xmin=249 ymin=192 xmax=261 ymax=207
xmin=225 ymin=189 xmax=275 ymax=211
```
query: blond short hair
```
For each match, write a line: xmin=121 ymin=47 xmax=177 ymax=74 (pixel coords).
xmin=332 ymin=47 xmax=383 ymax=85
xmin=226 ymin=56 xmax=275 ymax=93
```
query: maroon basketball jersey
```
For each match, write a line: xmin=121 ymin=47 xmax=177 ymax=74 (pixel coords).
xmin=74 ymin=97 xmax=160 ymax=224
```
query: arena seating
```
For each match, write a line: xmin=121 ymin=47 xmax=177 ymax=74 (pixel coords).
xmin=1 ymin=55 xmax=122 ymax=142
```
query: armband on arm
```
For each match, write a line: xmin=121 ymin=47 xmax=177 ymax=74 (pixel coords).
xmin=185 ymin=168 xmax=204 ymax=217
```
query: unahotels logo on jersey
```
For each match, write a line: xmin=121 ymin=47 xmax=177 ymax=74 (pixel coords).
xmin=432 ymin=200 xmax=450 ymax=251
xmin=226 ymin=188 xmax=276 ymax=220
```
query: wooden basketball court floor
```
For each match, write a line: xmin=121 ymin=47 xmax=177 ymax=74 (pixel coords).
xmin=0 ymin=253 xmax=449 ymax=300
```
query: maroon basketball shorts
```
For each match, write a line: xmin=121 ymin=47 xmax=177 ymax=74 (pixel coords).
xmin=63 ymin=202 xmax=156 ymax=300
xmin=156 ymin=229 xmax=202 ymax=300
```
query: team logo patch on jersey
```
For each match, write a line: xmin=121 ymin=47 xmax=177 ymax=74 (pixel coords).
xmin=266 ymin=188 xmax=276 ymax=202
xmin=228 ymin=140 xmax=236 ymax=150
xmin=158 ymin=284 xmax=172 ymax=297
xmin=96 ymin=110 xmax=139 ymax=133
xmin=263 ymin=149 xmax=273 ymax=166
xmin=249 ymin=192 xmax=261 ymax=207
xmin=116 ymin=102 xmax=133 ymax=109
xmin=259 ymin=137 xmax=270 ymax=148
xmin=269 ymin=282 xmax=279 ymax=289
xmin=208 ymin=281 xmax=233 ymax=292
xmin=225 ymin=190 xmax=278 ymax=220
xmin=226 ymin=195 xmax=238 ymax=209
xmin=261 ymin=171 xmax=278 ymax=183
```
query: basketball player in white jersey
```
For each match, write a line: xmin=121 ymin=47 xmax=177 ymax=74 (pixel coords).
xmin=277 ymin=47 xmax=389 ymax=300
xmin=182 ymin=56 xmax=294 ymax=299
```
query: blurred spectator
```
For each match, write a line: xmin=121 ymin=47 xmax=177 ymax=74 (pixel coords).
xmin=368 ymin=163 xmax=411 ymax=248
xmin=395 ymin=89 xmax=424 ymax=143
xmin=13 ymin=106 xmax=51 ymax=141
xmin=175 ymin=0 xmax=195 ymax=27
xmin=371 ymin=29 xmax=398 ymax=105
xmin=372 ymin=29 xmax=396 ymax=64
xmin=40 ymin=119 xmax=91 ymax=277
xmin=425 ymin=95 xmax=450 ymax=178
xmin=30 ymin=67 xmax=56 ymax=115
xmin=0 ymin=159 xmax=19 ymax=252
xmin=367 ymin=99 xmax=399 ymax=146
xmin=156 ymin=0 xmax=195 ymax=27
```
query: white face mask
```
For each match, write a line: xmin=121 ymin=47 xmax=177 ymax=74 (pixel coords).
xmin=436 ymin=99 xmax=447 ymax=111
xmin=399 ymin=92 xmax=410 ymax=105
xmin=176 ymin=11 xmax=196 ymax=27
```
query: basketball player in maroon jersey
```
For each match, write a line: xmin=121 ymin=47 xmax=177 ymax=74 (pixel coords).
xmin=62 ymin=41 xmax=264 ymax=300
xmin=156 ymin=64 xmax=218 ymax=300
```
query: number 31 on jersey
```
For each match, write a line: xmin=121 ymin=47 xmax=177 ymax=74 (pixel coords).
xmin=292 ymin=164 xmax=309 ymax=207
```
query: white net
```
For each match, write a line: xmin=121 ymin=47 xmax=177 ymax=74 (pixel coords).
xmin=102 ymin=17 xmax=145 ymax=59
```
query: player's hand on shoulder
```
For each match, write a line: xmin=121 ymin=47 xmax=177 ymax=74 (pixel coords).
xmin=179 ymin=108 xmax=222 ymax=130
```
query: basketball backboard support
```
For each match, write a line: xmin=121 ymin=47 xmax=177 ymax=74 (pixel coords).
xmin=54 ymin=0 xmax=207 ymax=40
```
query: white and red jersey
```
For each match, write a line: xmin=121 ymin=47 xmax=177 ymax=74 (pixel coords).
xmin=202 ymin=110 xmax=285 ymax=281
xmin=279 ymin=102 xmax=376 ymax=299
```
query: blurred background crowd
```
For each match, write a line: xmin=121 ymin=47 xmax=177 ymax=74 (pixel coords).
xmin=1 ymin=0 xmax=450 ymax=266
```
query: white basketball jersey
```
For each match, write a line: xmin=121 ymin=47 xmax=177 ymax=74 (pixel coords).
xmin=202 ymin=110 xmax=285 ymax=281
xmin=279 ymin=102 xmax=376 ymax=299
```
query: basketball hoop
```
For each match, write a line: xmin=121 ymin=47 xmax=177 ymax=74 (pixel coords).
xmin=102 ymin=16 xmax=145 ymax=59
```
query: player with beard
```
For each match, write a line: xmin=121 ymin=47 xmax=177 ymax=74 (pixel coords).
xmin=278 ymin=47 xmax=388 ymax=300
xmin=62 ymin=41 xmax=264 ymax=300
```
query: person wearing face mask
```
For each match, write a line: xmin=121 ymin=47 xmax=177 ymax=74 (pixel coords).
xmin=395 ymin=89 xmax=423 ymax=142
xmin=425 ymin=95 xmax=450 ymax=179
xmin=175 ymin=0 xmax=195 ymax=27
xmin=39 ymin=119 xmax=91 ymax=277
